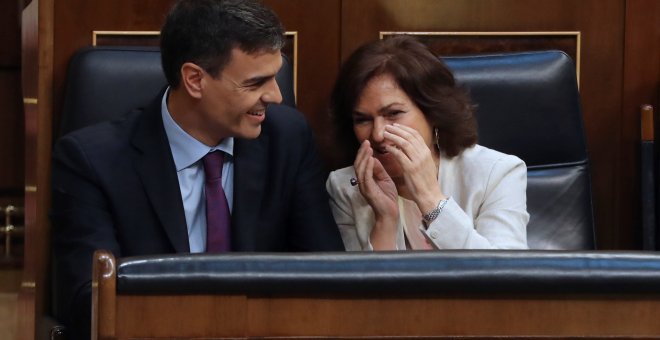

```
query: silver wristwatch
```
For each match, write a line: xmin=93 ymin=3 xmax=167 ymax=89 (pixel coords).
xmin=422 ymin=197 xmax=449 ymax=226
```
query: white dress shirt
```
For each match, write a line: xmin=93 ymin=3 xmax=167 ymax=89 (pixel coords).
xmin=161 ymin=89 xmax=234 ymax=253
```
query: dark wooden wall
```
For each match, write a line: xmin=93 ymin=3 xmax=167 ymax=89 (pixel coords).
xmin=1 ymin=1 xmax=26 ymax=339
xmin=0 ymin=0 xmax=24 ymax=203
xmin=0 ymin=1 xmax=24 ymax=337
xmin=13 ymin=1 xmax=660 ymax=339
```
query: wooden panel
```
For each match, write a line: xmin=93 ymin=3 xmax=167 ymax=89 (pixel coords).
xmin=103 ymin=293 xmax=660 ymax=338
xmin=0 ymin=270 xmax=21 ymax=340
xmin=342 ymin=0 xmax=626 ymax=249
xmin=93 ymin=30 xmax=160 ymax=46
xmin=0 ymin=0 xmax=20 ymax=66
xmin=19 ymin=0 xmax=53 ymax=338
xmin=247 ymin=295 xmax=660 ymax=337
xmin=622 ymin=0 xmax=660 ymax=248
xmin=51 ymin=0 xmax=178 ymax=136
xmin=382 ymin=32 xmax=579 ymax=61
xmin=262 ymin=0 xmax=343 ymax=170
xmin=0 ymin=0 xmax=24 ymax=216
xmin=116 ymin=295 xmax=248 ymax=338
xmin=0 ymin=72 xmax=24 ymax=193
xmin=381 ymin=31 xmax=581 ymax=84
xmin=19 ymin=1 xmax=39 ymax=339
xmin=1 ymin=292 xmax=19 ymax=340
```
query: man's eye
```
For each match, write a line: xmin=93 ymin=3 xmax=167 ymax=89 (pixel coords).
xmin=247 ymin=82 xmax=265 ymax=89
xmin=244 ymin=78 xmax=270 ymax=89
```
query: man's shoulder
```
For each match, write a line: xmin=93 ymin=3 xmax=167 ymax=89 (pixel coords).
xmin=56 ymin=91 xmax=162 ymax=150
xmin=54 ymin=109 xmax=143 ymax=156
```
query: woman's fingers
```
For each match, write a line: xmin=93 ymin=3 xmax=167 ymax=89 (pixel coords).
xmin=383 ymin=124 xmax=431 ymax=170
xmin=354 ymin=141 xmax=388 ymax=197
xmin=354 ymin=141 xmax=376 ymax=192
xmin=382 ymin=124 xmax=442 ymax=203
xmin=385 ymin=124 xmax=426 ymax=149
xmin=352 ymin=140 xmax=400 ymax=223
xmin=354 ymin=140 xmax=370 ymax=175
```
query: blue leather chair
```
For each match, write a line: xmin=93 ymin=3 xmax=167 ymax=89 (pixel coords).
xmin=445 ymin=51 xmax=595 ymax=250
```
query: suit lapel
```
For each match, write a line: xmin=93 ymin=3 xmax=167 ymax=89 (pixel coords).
xmin=232 ymin=133 xmax=269 ymax=250
xmin=130 ymin=95 xmax=190 ymax=252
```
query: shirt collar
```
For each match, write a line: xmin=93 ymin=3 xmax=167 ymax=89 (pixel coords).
xmin=161 ymin=88 xmax=234 ymax=172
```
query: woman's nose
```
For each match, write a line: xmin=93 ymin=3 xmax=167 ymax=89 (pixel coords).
xmin=370 ymin=117 xmax=386 ymax=142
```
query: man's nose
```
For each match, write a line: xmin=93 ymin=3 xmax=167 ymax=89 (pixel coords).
xmin=262 ymin=78 xmax=283 ymax=104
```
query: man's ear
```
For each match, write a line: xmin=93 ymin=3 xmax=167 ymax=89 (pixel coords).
xmin=180 ymin=62 xmax=204 ymax=99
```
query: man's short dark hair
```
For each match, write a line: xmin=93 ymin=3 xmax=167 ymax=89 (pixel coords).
xmin=160 ymin=0 xmax=285 ymax=88
xmin=330 ymin=35 xmax=478 ymax=159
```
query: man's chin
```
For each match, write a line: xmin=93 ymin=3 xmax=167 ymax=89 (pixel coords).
xmin=238 ymin=125 xmax=262 ymax=139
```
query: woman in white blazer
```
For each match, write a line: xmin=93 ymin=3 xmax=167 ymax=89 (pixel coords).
xmin=326 ymin=36 xmax=529 ymax=251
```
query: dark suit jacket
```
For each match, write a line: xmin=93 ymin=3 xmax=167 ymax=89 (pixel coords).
xmin=50 ymin=94 xmax=344 ymax=339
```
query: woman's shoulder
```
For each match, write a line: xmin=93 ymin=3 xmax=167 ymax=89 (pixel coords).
xmin=458 ymin=144 xmax=525 ymax=169
xmin=444 ymin=144 xmax=526 ymax=183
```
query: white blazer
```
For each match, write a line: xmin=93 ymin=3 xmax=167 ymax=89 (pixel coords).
xmin=326 ymin=144 xmax=529 ymax=250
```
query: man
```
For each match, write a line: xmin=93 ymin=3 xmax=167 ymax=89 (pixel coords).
xmin=51 ymin=0 xmax=344 ymax=339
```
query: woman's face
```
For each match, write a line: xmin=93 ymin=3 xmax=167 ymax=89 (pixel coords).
xmin=352 ymin=73 xmax=435 ymax=179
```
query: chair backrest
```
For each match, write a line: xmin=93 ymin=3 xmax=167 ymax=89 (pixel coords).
xmin=59 ymin=46 xmax=296 ymax=136
xmin=443 ymin=51 xmax=595 ymax=250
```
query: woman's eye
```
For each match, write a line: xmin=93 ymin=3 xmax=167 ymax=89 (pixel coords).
xmin=385 ymin=110 xmax=404 ymax=118
xmin=352 ymin=117 xmax=369 ymax=124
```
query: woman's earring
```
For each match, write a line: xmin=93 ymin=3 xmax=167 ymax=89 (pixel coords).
xmin=434 ymin=127 xmax=440 ymax=151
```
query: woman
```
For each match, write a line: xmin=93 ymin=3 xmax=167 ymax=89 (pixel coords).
xmin=327 ymin=36 xmax=529 ymax=250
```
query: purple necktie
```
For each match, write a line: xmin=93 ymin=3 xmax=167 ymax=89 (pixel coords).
xmin=203 ymin=151 xmax=231 ymax=252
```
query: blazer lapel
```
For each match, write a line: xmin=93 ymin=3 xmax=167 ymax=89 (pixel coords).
xmin=232 ymin=133 xmax=268 ymax=250
xmin=130 ymin=95 xmax=190 ymax=253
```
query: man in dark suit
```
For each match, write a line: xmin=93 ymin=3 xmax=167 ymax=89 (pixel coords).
xmin=50 ymin=0 xmax=344 ymax=339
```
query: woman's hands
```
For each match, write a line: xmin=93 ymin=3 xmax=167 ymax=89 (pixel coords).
xmin=354 ymin=140 xmax=399 ymax=249
xmin=354 ymin=124 xmax=446 ymax=249
xmin=355 ymin=139 xmax=398 ymax=218
xmin=382 ymin=124 xmax=446 ymax=215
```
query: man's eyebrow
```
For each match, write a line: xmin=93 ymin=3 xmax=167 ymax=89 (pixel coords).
xmin=241 ymin=74 xmax=276 ymax=86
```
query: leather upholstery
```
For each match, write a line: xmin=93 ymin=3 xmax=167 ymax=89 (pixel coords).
xmin=444 ymin=51 xmax=595 ymax=250
xmin=641 ymin=140 xmax=656 ymax=250
xmin=59 ymin=46 xmax=296 ymax=136
xmin=116 ymin=251 xmax=660 ymax=294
